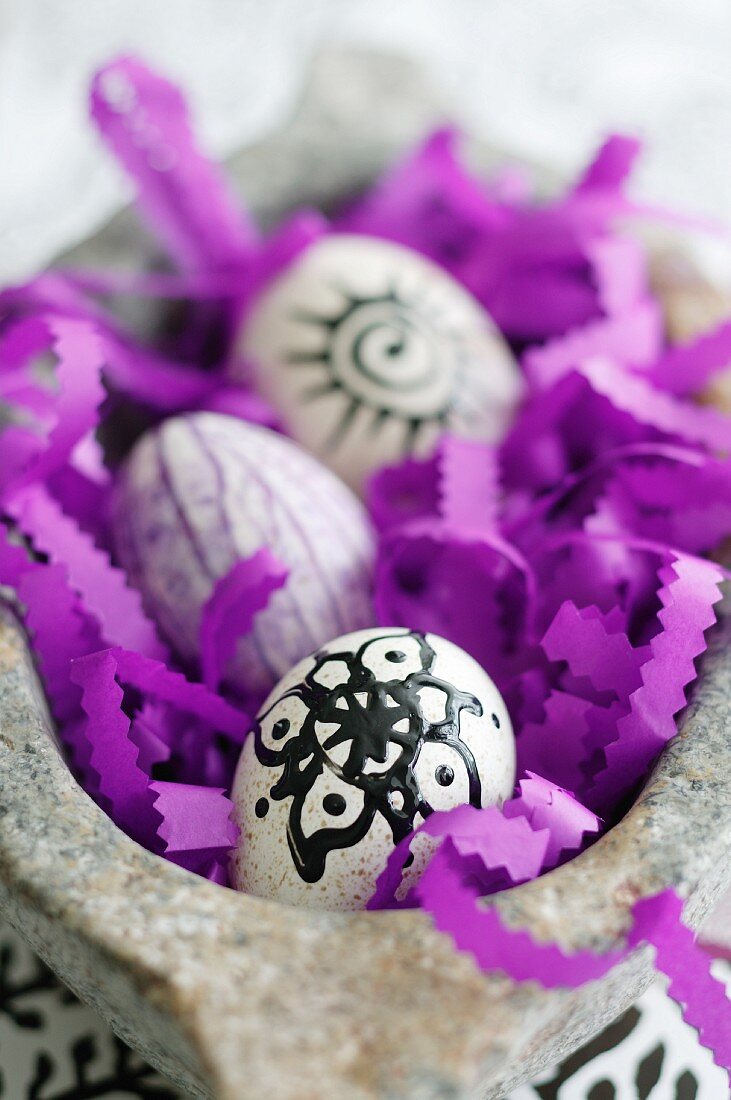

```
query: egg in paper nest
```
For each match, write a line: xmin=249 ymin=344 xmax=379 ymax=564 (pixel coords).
xmin=230 ymin=627 xmax=516 ymax=910
xmin=234 ymin=234 xmax=522 ymax=492
xmin=111 ymin=412 xmax=375 ymax=700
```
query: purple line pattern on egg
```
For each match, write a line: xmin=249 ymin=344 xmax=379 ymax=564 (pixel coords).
xmin=112 ymin=412 xmax=376 ymax=699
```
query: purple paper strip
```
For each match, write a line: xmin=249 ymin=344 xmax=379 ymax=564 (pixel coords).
xmin=90 ymin=56 xmax=257 ymax=274
xmin=200 ymin=549 xmax=289 ymax=692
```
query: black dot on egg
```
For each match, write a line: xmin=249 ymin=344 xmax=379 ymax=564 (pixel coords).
xmin=323 ymin=793 xmax=346 ymax=817
xmin=272 ymin=718 xmax=290 ymax=740
xmin=385 ymin=650 xmax=407 ymax=663
xmin=491 ymin=713 xmax=500 ymax=729
xmin=255 ymin=797 xmax=269 ymax=819
xmin=435 ymin=764 xmax=454 ymax=787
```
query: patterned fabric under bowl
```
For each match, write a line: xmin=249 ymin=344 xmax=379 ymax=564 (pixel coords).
xmin=0 ymin=50 xmax=730 ymax=1100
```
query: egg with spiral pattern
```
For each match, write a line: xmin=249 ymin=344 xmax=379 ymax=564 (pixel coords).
xmin=111 ymin=412 xmax=375 ymax=699
xmin=233 ymin=234 xmax=522 ymax=492
xmin=230 ymin=627 xmax=516 ymax=910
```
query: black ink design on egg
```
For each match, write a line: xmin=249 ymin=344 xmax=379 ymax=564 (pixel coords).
xmin=253 ymin=631 xmax=484 ymax=883
xmin=286 ymin=287 xmax=460 ymax=455
xmin=323 ymin=793 xmax=346 ymax=817
xmin=435 ymin=764 xmax=455 ymax=787
xmin=272 ymin=719 xmax=290 ymax=740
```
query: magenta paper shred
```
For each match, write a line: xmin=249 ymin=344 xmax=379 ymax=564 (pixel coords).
xmin=0 ymin=52 xmax=729 ymax=1074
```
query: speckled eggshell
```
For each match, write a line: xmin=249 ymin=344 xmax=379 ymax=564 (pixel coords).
xmin=233 ymin=234 xmax=523 ymax=492
xmin=230 ymin=627 xmax=516 ymax=910
xmin=111 ymin=412 xmax=375 ymax=699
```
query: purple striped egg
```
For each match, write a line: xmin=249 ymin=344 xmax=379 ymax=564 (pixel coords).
xmin=111 ymin=412 xmax=375 ymax=698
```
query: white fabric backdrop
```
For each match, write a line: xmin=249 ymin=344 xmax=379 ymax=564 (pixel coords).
xmin=2 ymin=0 xmax=731 ymax=281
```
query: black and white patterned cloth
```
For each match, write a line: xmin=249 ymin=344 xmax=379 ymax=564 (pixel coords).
xmin=0 ymin=920 xmax=176 ymax=1099
xmin=512 ymin=966 xmax=731 ymax=1099
xmin=0 ymin=917 xmax=728 ymax=1099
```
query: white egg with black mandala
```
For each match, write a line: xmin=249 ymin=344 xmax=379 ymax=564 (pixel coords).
xmin=230 ymin=627 xmax=516 ymax=910
xmin=233 ymin=234 xmax=522 ymax=492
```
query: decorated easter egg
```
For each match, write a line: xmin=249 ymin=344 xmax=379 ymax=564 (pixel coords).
xmin=230 ymin=627 xmax=516 ymax=910
xmin=112 ymin=412 xmax=375 ymax=699
xmin=234 ymin=234 xmax=522 ymax=492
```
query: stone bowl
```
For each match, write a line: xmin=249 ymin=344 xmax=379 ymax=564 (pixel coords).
xmin=1 ymin=49 xmax=730 ymax=1100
